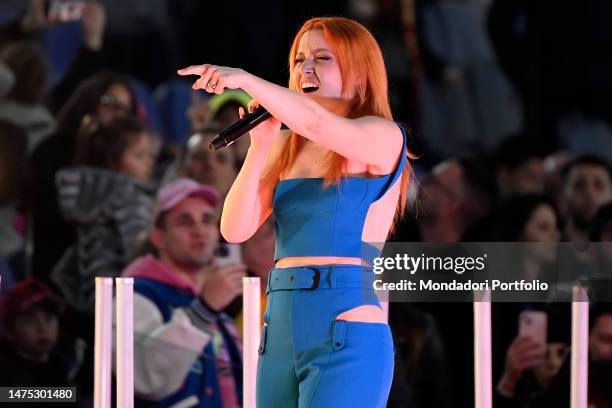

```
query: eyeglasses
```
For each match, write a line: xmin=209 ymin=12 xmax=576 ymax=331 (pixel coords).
xmin=99 ymin=94 xmax=132 ymax=114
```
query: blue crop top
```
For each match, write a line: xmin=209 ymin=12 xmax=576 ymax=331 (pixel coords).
xmin=273 ymin=123 xmax=408 ymax=262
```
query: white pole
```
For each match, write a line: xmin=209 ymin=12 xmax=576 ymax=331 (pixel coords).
xmin=474 ymin=290 xmax=492 ymax=408
xmin=115 ymin=278 xmax=134 ymax=408
xmin=571 ymin=285 xmax=589 ymax=408
xmin=243 ymin=277 xmax=261 ymax=408
xmin=94 ymin=278 xmax=113 ymax=408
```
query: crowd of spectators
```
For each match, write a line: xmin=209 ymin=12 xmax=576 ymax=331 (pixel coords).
xmin=0 ymin=0 xmax=611 ymax=407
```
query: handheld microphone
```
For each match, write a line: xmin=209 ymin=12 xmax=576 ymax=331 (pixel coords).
xmin=209 ymin=107 xmax=272 ymax=150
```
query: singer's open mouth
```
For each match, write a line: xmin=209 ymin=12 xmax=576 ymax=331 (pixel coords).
xmin=301 ymin=81 xmax=319 ymax=93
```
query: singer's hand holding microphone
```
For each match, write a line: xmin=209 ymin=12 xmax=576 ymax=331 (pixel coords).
xmin=177 ymin=64 xmax=280 ymax=151
xmin=239 ymin=100 xmax=281 ymax=151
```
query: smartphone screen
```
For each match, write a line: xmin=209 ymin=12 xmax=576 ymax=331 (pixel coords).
xmin=518 ymin=310 xmax=547 ymax=346
xmin=215 ymin=243 xmax=242 ymax=268
xmin=47 ymin=0 xmax=85 ymax=22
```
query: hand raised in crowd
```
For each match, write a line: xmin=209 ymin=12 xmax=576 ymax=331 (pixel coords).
xmin=21 ymin=0 xmax=106 ymax=51
xmin=498 ymin=336 xmax=546 ymax=395
xmin=177 ymin=64 xmax=251 ymax=95
xmin=239 ymin=99 xmax=281 ymax=151
xmin=200 ymin=263 xmax=247 ymax=312
xmin=81 ymin=2 xmax=106 ymax=51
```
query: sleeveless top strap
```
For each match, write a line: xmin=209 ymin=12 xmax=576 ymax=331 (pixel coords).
xmin=371 ymin=122 xmax=408 ymax=201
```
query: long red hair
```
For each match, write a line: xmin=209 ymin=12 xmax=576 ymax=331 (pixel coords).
xmin=263 ymin=17 xmax=415 ymax=234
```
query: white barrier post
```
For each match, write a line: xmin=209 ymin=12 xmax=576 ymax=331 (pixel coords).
xmin=115 ymin=278 xmax=134 ymax=408
xmin=474 ymin=290 xmax=492 ymax=408
xmin=243 ymin=277 xmax=261 ymax=408
xmin=571 ymin=285 xmax=588 ymax=408
xmin=94 ymin=278 xmax=113 ymax=408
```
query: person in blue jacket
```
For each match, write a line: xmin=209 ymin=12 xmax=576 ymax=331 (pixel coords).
xmin=118 ymin=178 xmax=244 ymax=408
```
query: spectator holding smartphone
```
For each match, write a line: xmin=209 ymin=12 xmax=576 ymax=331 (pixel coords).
xmin=495 ymin=306 xmax=570 ymax=407
xmin=119 ymin=178 xmax=244 ymax=407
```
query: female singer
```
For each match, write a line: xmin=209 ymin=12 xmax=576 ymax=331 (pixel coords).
xmin=179 ymin=16 xmax=413 ymax=407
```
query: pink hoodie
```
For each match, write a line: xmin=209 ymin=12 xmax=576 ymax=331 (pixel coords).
xmin=122 ymin=255 xmax=201 ymax=296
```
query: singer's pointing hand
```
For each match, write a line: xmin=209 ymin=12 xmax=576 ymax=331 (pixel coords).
xmin=177 ymin=64 xmax=250 ymax=94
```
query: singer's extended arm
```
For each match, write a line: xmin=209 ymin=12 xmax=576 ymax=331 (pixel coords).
xmin=177 ymin=65 xmax=404 ymax=175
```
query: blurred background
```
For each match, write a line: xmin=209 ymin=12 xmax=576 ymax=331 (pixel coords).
xmin=1 ymin=0 xmax=612 ymax=407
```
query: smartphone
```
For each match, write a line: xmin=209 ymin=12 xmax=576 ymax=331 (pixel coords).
xmin=518 ymin=310 xmax=547 ymax=347
xmin=46 ymin=0 xmax=85 ymax=22
xmin=215 ymin=243 xmax=242 ymax=268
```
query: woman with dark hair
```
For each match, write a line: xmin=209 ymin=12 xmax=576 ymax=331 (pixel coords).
xmin=55 ymin=72 xmax=137 ymax=136
xmin=26 ymin=72 xmax=138 ymax=282
xmin=494 ymin=194 xmax=561 ymax=243
xmin=493 ymin=194 xmax=561 ymax=291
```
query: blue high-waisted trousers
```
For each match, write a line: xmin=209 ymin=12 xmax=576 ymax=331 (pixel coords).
xmin=256 ymin=265 xmax=394 ymax=408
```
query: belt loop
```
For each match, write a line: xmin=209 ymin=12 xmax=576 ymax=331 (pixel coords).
xmin=332 ymin=320 xmax=347 ymax=350
xmin=266 ymin=269 xmax=275 ymax=294
xmin=258 ymin=324 xmax=268 ymax=355
xmin=330 ymin=265 xmax=337 ymax=288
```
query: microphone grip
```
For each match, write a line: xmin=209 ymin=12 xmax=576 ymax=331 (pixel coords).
xmin=209 ymin=108 xmax=272 ymax=150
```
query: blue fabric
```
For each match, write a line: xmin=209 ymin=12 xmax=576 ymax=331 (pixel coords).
xmin=130 ymin=79 xmax=163 ymax=135
xmin=273 ymin=123 xmax=407 ymax=262
xmin=257 ymin=265 xmax=394 ymax=407
xmin=154 ymin=80 xmax=195 ymax=144
xmin=38 ymin=22 xmax=82 ymax=86
xmin=0 ymin=257 xmax=15 ymax=294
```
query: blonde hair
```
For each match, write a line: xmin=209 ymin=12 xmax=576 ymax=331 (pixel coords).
xmin=264 ymin=17 xmax=415 ymax=233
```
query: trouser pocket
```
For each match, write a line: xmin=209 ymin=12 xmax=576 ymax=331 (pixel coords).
xmin=258 ymin=324 xmax=268 ymax=355
xmin=302 ymin=320 xmax=395 ymax=408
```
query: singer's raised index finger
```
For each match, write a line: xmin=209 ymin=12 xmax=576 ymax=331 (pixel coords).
xmin=177 ymin=65 xmax=207 ymax=76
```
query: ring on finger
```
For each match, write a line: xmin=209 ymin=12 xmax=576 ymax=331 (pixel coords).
xmin=208 ymin=82 xmax=218 ymax=89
